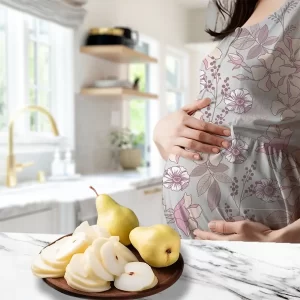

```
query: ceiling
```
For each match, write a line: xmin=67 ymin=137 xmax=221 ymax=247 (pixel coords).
xmin=176 ymin=0 xmax=210 ymax=8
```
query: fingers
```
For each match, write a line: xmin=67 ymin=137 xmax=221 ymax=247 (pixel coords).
xmin=171 ymin=146 xmax=202 ymax=161
xmin=175 ymin=137 xmax=221 ymax=154
xmin=208 ymin=220 xmax=267 ymax=235
xmin=193 ymin=229 xmax=238 ymax=241
xmin=184 ymin=117 xmax=231 ymax=137
xmin=182 ymin=98 xmax=211 ymax=115
xmin=208 ymin=221 xmax=239 ymax=234
xmin=181 ymin=127 xmax=229 ymax=150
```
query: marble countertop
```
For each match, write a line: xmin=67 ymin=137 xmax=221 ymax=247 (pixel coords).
xmin=0 ymin=169 xmax=163 ymax=210
xmin=1 ymin=232 xmax=300 ymax=300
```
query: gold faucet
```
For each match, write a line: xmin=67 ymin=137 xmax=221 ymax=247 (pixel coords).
xmin=6 ymin=105 xmax=59 ymax=188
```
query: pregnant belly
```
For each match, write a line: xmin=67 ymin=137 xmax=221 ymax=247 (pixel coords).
xmin=162 ymin=134 xmax=300 ymax=239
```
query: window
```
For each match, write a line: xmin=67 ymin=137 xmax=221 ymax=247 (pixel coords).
xmin=128 ymin=42 xmax=151 ymax=166
xmin=0 ymin=6 xmax=7 ymax=130
xmin=28 ymin=17 xmax=52 ymax=132
xmin=166 ymin=51 xmax=187 ymax=113
xmin=0 ymin=4 xmax=74 ymax=147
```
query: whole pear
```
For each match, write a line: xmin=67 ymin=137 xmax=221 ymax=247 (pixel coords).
xmin=129 ymin=224 xmax=181 ymax=268
xmin=90 ymin=187 xmax=139 ymax=246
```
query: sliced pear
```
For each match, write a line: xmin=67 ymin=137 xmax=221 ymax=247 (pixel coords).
xmin=91 ymin=225 xmax=110 ymax=238
xmin=31 ymin=255 xmax=64 ymax=278
xmin=65 ymin=273 xmax=111 ymax=293
xmin=65 ymin=271 xmax=108 ymax=288
xmin=56 ymin=232 xmax=89 ymax=262
xmin=114 ymin=241 xmax=138 ymax=263
xmin=73 ymin=221 xmax=90 ymax=235
xmin=52 ymin=236 xmax=72 ymax=248
xmin=144 ymin=275 xmax=158 ymax=290
xmin=114 ymin=262 xmax=155 ymax=292
xmin=32 ymin=271 xmax=64 ymax=279
xmin=41 ymin=244 xmax=69 ymax=269
xmin=66 ymin=253 xmax=89 ymax=278
xmin=100 ymin=241 xmax=127 ymax=276
xmin=73 ymin=221 xmax=99 ymax=244
xmin=109 ymin=236 xmax=119 ymax=242
xmin=83 ymin=247 xmax=114 ymax=282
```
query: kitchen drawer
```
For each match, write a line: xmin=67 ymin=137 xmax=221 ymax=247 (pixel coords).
xmin=0 ymin=207 xmax=59 ymax=234
xmin=135 ymin=184 xmax=164 ymax=226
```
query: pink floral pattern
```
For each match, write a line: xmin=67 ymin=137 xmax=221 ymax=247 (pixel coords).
xmin=162 ymin=0 xmax=300 ymax=237
xmin=255 ymin=179 xmax=281 ymax=202
xmin=256 ymin=124 xmax=293 ymax=155
xmin=251 ymin=53 xmax=284 ymax=91
xmin=163 ymin=194 xmax=202 ymax=236
xmin=271 ymin=93 xmax=300 ymax=120
xmin=224 ymin=138 xmax=249 ymax=164
xmin=224 ymin=89 xmax=253 ymax=114
xmin=163 ymin=166 xmax=190 ymax=191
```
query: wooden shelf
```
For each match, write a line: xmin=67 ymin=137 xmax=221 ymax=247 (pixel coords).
xmin=80 ymin=45 xmax=158 ymax=64
xmin=80 ymin=87 xmax=158 ymax=99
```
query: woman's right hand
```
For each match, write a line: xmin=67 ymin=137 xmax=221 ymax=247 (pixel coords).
xmin=153 ymin=98 xmax=231 ymax=161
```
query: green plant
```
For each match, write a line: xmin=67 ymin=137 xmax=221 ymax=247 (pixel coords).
xmin=110 ymin=128 xmax=144 ymax=149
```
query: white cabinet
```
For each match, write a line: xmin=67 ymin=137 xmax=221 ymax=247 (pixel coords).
xmin=134 ymin=184 xmax=165 ymax=226
xmin=0 ymin=206 xmax=59 ymax=234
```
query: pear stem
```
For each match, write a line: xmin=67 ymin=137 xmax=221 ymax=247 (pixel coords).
xmin=90 ymin=186 xmax=99 ymax=196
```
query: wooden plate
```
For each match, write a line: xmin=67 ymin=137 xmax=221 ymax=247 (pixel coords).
xmin=42 ymin=235 xmax=184 ymax=299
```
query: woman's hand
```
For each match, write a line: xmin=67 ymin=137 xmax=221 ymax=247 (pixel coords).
xmin=153 ymin=98 xmax=231 ymax=161
xmin=193 ymin=220 xmax=282 ymax=242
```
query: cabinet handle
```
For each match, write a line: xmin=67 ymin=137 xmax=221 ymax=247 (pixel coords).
xmin=144 ymin=187 xmax=162 ymax=195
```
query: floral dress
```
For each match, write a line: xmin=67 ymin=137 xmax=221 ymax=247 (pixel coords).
xmin=162 ymin=0 xmax=300 ymax=239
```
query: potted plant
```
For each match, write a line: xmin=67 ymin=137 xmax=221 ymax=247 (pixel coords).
xmin=110 ymin=128 xmax=144 ymax=170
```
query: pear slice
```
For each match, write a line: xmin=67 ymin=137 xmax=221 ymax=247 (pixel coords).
xmin=73 ymin=221 xmax=90 ymax=236
xmin=66 ymin=254 xmax=108 ymax=288
xmin=73 ymin=221 xmax=100 ymax=244
xmin=114 ymin=262 xmax=155 ymax=292
xmin=83 ymin=247 xmax=114 ymax=282
xmin=56 ymin=232 xmax=89 ymax=262
xmin=32 ymin=271 xmax=64 ymax=279
xmin=41 ymin=244 xmax=69 ymax=269
xmin=114 ymin=241 xmax=138 ymax=263
xmin=31 ymin=255 xmax=65 ymax=278
xmin=65 ymin=273 xmax=111 ymax=293
xmin=144 ymin=275 xmax=158 ymax=290
xmin=91 ymin=225 xmax=110 ymax=238
xmin=92 ymin=237 xmax=109 ymax=255
xmin=100 ymin=241 xmax=127 ymax=276
xmin=109 ymin=236 xmax=120 ymax=242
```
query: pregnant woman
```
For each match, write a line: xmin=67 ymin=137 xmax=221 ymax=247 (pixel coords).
xmin=154 ymin=0 xmax=300 ymax=243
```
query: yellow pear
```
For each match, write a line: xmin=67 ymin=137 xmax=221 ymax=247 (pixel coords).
xmin=90 ymin=186 xmax=139 ymax=246
xmin=129 ymin=224 xmax=181 ymax=268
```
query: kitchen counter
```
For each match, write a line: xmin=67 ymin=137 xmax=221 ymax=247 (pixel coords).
xmin=0 ymin=169 xmax=163 ymax=209
xmin=1 ymin=232 xmax=299 ymax=300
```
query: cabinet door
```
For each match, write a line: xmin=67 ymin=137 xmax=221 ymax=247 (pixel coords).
xmin=136 ymin=185 xmax=164 ymax=226
xmin=0 ymin=208 xmax=58 ymax=234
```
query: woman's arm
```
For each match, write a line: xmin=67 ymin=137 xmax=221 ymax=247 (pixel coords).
xmin=278 ymin=219 xmax=300 ymax=243
xmin=153 ymin=98 xmax=231 ymax=161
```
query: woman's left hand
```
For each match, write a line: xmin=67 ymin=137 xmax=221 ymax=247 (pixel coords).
xmin=193 ymin=220 xmax=282 ymax=242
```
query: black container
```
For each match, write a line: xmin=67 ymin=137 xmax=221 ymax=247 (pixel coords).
xmin=114 ymin=27 xmax=139 ymax=47
xmin=85 ymin=27 xmax=137 ymax=49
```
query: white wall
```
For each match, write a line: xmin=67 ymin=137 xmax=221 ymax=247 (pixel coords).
xmin=75 ymin=0 xmax=190 ymax=174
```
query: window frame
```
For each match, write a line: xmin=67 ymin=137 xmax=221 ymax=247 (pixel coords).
xmin=165 ymin=46 xmax=189 ymax=113
xmin=0 ymin=5 xmax=8 ymax=131
xmin=123 ymin=34 xmax=159 ymax=168
xmin=0 ymin=5 xmax=74 ymax=151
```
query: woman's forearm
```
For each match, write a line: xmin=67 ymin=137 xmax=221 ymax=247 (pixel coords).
xmin=278 ymin=219 xmax=300 ymax=243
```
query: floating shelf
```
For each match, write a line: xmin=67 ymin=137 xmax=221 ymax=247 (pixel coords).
xmin=80 ymin=45 xmax=158 ymax=64
xmin=80 ymin=87 xmax=158 ymax=99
